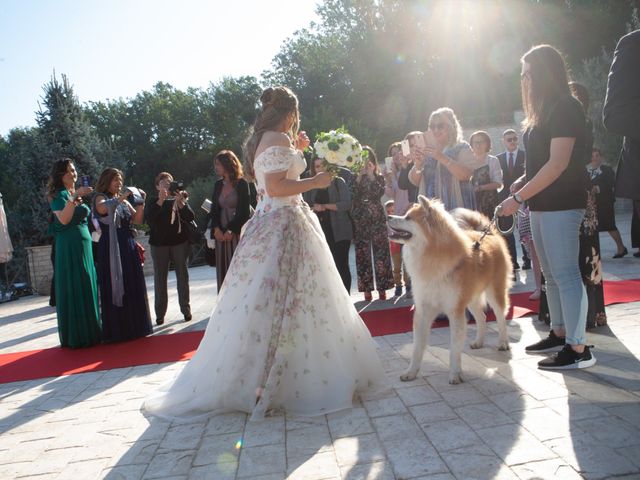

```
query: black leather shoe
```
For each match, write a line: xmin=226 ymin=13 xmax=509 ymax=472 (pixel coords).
xmin=613 ymin=247 xmax=628 ymax=259
xmin=522 ymin=260 xmax=532 ymax=270
xmin=156 ymin=318 xmax=164 ymax=325
xmin=184 ymin=314 xmax=192 ymax=322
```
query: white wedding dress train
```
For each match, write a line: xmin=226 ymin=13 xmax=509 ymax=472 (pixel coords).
xmin=143 ymin=146 xmax=388 ymax=421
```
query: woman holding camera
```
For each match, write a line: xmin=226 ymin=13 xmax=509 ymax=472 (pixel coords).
xmin=144 ymin=172 xmax=194 ymax=325
xmin=47 ymin=158 xmax=101 ymax=348
xmin=93 ymin=168 xmax=152 ymax=342
xmin=209 ymin=150 xmax=252 ymax=292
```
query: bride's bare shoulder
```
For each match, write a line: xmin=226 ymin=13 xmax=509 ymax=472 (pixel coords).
xmin=255 ymin=132 xmax=293 ymax=159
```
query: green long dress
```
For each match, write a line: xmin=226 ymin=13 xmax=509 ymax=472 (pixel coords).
xmin=50 ymin=189 xmax=102 ymax=348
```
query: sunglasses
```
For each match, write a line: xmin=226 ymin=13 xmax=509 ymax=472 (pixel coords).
xmin=429 ymin=122 xmax=448 ymax=131
xmin=505 ymin=137 xmax=518 ymax=142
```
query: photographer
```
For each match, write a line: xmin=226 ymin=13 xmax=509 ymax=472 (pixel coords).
xmin=93 ymin=168 xmax=152 ymax=341
xmin=144 ymin=172 xmax=194 ymax=325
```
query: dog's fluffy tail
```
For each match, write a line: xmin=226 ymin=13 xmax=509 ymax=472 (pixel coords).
xmin=450 ymin=208 xmax=491 ymax=232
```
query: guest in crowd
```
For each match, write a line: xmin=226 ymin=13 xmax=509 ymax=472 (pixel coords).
xmin=93 ymin=168 xmax=152 ymax=341
xmin=47 ymin=158 xmax=101 ymax=348
xmin=408 ymin=108 xmax=476 ymax=210
xmin=208 ymin=150 xmax=252 ymax=292
xmin=383 ymin=141 xmax=412 ymax=298
xmin=570 ymin=81 xmax=606 ymax=328
xmin=468 ymin=130 xmax=503 ymax=219
xmin=303 ymin=156 xmax=353 ymax=292
xmin=144 ymin=172 xmax=194 ymax=325
xmin=603 ymin=28 xmax=640 ymax=259
xmin=352 ymin=146 xmax=394 ymax=301
xmin=498 ymin=44 xmax=595 ymax=370
xmin=497 ymin=129 xmax=529 ymax=271
xmin=396 ymin=133 xmax=420 ymax=204
xmin=588 ymin=148 xmax=627 ymax=257
xmin=384 ymin=200 xmax=411 ymax=299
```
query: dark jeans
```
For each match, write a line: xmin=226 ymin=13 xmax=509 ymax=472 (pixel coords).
xmin=330 ymin=240 xmax=352 ymax=293
xmin=150 ymin=242 xmax=191 ymax=320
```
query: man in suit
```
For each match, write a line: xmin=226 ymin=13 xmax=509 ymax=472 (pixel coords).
xmin=497 ymin=129 xmax=529 ymax=270
xmin=603 ymin=29 xmax=640 ymax=258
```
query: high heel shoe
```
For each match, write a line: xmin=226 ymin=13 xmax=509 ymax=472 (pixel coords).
xmin=613 ymin=247 xmax=628 ymax=259
xmin=364 ymin=291 xmax=372 ymax=302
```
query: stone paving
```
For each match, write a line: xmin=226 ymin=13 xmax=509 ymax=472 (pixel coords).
xmin=0 ymin=212 xmax=639 ymax=479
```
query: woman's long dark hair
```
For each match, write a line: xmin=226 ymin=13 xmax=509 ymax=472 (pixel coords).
xmin=46 ymin=158 xmax=74 ymax=200
xmin=95 ymin=168 xmax=124 ymax=197
xmin=521 ymin=45 xmax=571 ymax=129
xmin=243 ymin=86 xmax=299 ymax=180
xmin=215 ymin=150 xmax=243 ymax=185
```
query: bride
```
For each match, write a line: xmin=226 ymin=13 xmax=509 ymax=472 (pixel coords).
xmin=143 ymin=86 xmax=388 ymax=421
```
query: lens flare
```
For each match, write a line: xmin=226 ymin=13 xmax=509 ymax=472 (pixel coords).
xmin=395 ymin=54 xmax=405 ymax=64
xmin=235 ymin=439 xmax=243 ymax=450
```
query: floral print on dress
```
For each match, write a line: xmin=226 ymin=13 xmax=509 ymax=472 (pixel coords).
xmin=143 ymin=144 xmax=388 ymax=422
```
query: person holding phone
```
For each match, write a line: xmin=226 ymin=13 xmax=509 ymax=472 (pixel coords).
xmin=352 ymin=146 xmax=394 ymax=301
xmin=383 ymin=141 xmax=412 ymax=298
xmin=93 ymin=168 xmax=151 ymax=342
xmin=144 ymin=171 xmax=194 ymax=325
xmin=47 ymin=158 xmax=101 ymax=348
xmin=407 ymin=108 xmax=476 ymax=211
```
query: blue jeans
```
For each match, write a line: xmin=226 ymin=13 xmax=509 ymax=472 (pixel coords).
xmin=530 ymin=209 xmax=587 ymax=345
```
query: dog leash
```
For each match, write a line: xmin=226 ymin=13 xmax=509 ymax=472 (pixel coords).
xmin=472 ymin=206 xmax=517 ymax=251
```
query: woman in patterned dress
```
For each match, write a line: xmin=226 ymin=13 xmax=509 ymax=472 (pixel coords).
xmin=352 ymin=146 xmax=394 ymax=301
xmin=143 ymin=87 xmax=387 ymax=421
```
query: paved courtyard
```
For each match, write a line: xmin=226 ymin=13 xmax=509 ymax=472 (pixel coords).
xmin=0 ymin=212 xmax=639 ymax=479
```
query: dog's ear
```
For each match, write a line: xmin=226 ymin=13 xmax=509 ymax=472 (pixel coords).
xmin=418 ymin=195 xmax=430 ymax=212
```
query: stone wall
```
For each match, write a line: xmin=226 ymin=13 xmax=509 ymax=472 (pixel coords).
xmin=26 ymin=234 xmax=154 ymax=296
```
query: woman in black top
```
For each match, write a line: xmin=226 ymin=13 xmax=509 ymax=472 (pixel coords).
xmin=208 ymin=150 xmax=251 ymax=291
xmin=144 ymin=172 xmax=195 ymax=325
xmin=498 ymin=45 xmax=595 ymax=370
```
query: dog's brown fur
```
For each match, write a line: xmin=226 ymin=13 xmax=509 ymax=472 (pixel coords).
xmin=387 ymin=196 xmax=512 ymax=384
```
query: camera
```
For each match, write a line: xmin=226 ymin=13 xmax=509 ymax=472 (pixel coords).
xmin=125 ymin=186 xmax=145 ymax=206
xmin=169 ymin=181 xmax=184 ymax=194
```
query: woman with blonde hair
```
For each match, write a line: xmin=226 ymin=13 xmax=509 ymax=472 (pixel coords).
xmin=208 ymin=149 xmax=251 ymax=291
xmin=408 ymin=107 xmax=476 ymax=210
xmin=144 ymin=86 xmax=387 ymax=421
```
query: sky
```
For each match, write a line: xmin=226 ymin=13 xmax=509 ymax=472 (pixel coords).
xmin=0 ymin=0 xmax=320 ymax=136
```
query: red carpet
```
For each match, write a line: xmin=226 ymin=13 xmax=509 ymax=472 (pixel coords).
xmin=1 ymin=279 xmax=638 ymax=384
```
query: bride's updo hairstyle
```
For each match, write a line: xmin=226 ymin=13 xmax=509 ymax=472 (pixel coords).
xmin=244 ymin=86 xmax=299 ymax=180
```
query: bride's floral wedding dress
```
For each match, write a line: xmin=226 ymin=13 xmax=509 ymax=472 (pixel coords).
xmin=143 ymin=146 xmax=387 ymax=421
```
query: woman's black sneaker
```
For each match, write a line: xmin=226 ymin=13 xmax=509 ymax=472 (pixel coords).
xmin=525 ymin=330 xmax=565 ymax=353
xmin=538 ymin=345 xmax=596 ymax=370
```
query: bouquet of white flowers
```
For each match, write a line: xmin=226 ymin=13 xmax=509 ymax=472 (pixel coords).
xmin=313 ymin=128 xmax=366 ymax=174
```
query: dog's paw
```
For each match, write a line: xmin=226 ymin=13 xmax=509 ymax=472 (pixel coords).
xmin=448 ymin=373 xmax=463 ymax=384
xmin=470 ymin=340 xmax=483 ymax=349
xmin=400 ymin=371 xmax=418 ymax=382
xmin=498 ymin=343 xmax=510 ymax=351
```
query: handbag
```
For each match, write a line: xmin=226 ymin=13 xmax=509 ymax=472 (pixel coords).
xmin=135 ymin=241 xmax=145 ymax=265
xmin=183 ymin=219 xmax=203 ymax=245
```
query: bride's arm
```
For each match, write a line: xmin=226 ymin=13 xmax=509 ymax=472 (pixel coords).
xmin=261 ymin=132 xmax=331 ymax=197
xmin=265 ymin=171 xmax=330 ymax=197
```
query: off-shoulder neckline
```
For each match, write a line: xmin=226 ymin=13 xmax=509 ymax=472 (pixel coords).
xmin=255 ymin=145 xmax=298 ymax=162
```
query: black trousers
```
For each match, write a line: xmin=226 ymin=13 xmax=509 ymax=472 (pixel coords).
xmin=150 ymin=242 xmax=191 ymax=320
xmin=329 ymin=240 xmax=352 ymax=293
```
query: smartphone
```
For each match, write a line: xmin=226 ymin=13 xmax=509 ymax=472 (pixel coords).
xmin=414 ymin=134 xmax=426 ymax=149
xmin=384 ymin=156 xmax=394 ymax=171
xmin=80 ymin=175 xmax=91 ymax=187
xmin=401 ymin=139 xmax=411 ymax=156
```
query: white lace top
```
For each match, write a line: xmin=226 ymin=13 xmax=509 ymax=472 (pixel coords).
xmin=253 ymin=146 xmax=307 ymax=214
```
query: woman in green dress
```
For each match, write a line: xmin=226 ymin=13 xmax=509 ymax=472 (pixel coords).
xmin=48 ymin=158 xmax=102 ymax=348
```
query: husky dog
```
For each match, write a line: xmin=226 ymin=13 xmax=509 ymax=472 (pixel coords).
xmin=387 ymin=196 xmax=512 ymax=384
